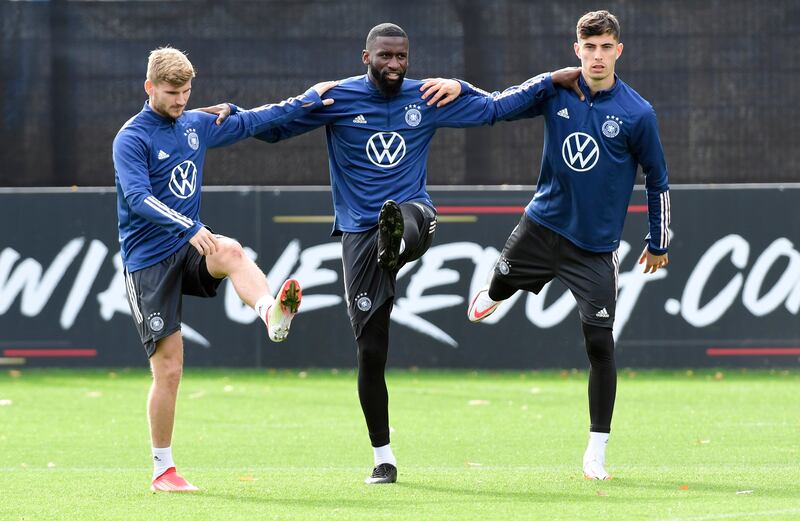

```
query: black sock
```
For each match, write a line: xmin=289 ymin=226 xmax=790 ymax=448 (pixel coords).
xmin=356 ymin=301 xmax=392 ymax=447
xmin=582 ymin=322 xmax=616 ymax=433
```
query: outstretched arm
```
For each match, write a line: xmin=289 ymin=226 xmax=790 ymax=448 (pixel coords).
xmin=197 ymin=81 xmax=338 ymax=148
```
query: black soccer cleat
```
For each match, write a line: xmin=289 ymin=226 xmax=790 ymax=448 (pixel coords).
xmin=364 ymin=463 xmax=398 ymax=484
xmin=377 ymin=200 xmax=404 ymax=270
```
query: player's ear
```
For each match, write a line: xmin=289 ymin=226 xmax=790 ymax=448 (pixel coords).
xmin=616 ymin=42 xmax=624 ymax=59
xmin=144 ymin=79 xmax=153 ymax=96
xmin=362 ymin=49 xmax=370 ymax=65
xmin=573 ymin=41 xmax=581 ymax=60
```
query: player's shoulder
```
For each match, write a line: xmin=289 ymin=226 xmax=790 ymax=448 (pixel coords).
xmin=401 ymin=77 xmax=425 ymax=90
xmin=333 ymin=75 xmax=370 ymax=93
xmin=183 ymin=109 xmax=217 ymax=126
xmin=615 ymin=78 xmax=655 ymax=116
xmin=114 ymin=112 xmax=150 ymax=148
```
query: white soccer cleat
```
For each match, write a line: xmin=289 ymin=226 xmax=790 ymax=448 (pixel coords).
xmin=266 ymin=279 xmax=302 ymax=342
xmin=583 ymin=458 xmax=612 ymax=480
xmin=467 ymin=285 xmax=501 ymax=323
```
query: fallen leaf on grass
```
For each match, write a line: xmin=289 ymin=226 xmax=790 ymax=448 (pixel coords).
xmin=596 ymin=490 xmax=608 ymax=496
xmin=714 ymin=372 xmax=724 ymax=381
xmin=188 ymin=391 xmax=206 ymax=399
xmin=466 ymin=462 xmax=483 ymax=467
xmin=736 ymin=490 xmax=754 ymax=494
xmin=695 ymin=439 xmax=711 ymax=445
xmin=223 ymin=385 xmax=234 ymax=392
xmin=0 ymin=399 xmax=12 ymax=406
xmin=679 ymin=485 xmax=689 ymax=490
xmin=529 ymin=387 xmax=541 ymax=394
xmin=239 ymin=476 xmax=257 ymax=482
xmin=8 ymin=370 xmax=21 ymax=378
xmin=468 ymin=400 xmax=490 ymax=406
xmin=298 ymin=371 xmax=308 ymax=379
xmin=47 ymin=462 xmax=56 ymax=468
xmin=86 ymin=391 xmax=102 ymax=398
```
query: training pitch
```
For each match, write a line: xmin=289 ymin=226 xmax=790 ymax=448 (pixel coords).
xmin=0 ymin=368 xmax=797 ymax=520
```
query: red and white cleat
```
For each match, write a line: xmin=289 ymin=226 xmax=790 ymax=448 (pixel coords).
xmin=467 ymin=285 xmax=501 ymax=323
xmin=266 ymin=279 xmax=302 ymax=342
xmin=150 ymin=467 xmax=200 ymax=492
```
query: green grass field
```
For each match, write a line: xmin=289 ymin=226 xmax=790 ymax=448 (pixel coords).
xmin=0 ymin=368 xmax=797 ymax=520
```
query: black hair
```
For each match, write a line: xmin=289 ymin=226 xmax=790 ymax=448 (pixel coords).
xmin=365 ymin=23 xmax=408 ymax=49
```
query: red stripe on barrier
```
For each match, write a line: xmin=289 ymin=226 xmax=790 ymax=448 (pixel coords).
xmin=3 ymin=349 xmax=97 ymax=358
xmin=436 ymin=205 xmax=647 ymax=214
xmin=706 ymin=348 xmax=800 ymax=356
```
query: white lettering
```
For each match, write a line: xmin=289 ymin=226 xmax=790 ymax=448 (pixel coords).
xmin=742 ymin=238 xmax=800 ymax=316
xmin=61 ymin=240 xmax=108 ymax=329
xmin=0 ymin=238 xmax=84 ymax=316
xmin=680 ymin=235 xmax=749 ymax=327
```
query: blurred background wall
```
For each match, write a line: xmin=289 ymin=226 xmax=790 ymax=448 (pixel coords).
xmin=1 ymin=0 xmax=798 ymax=187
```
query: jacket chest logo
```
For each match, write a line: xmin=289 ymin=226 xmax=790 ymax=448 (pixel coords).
xmin=404 ymin=104 xmax=422 ymax=127
xmin=366 ymin=132 xmax=406 ymax=168
xmin=184 ymin=127 xmax=200 ymax=150
xmin=562 ymin=132 xmax=599 ymax=172
xmin=169 ymin=160 xmax=198 ymax=199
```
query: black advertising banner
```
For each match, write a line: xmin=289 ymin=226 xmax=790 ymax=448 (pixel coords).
xmin=1 ymin=186 xmax=798 ymax=368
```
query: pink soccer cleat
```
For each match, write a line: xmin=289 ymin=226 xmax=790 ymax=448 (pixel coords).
xmin=150 ymin=467 xmax=200 ymax=492
xmin=266 ymin=279 xmax=302 ymax=342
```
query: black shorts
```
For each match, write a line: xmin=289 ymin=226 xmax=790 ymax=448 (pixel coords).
xmin=494 ymin=214 xmax=619 ymax=328
xmin=341 ymin=202 xmax=437 ymax=338
xmin=124 ymin=241 xmax=224 ymax=357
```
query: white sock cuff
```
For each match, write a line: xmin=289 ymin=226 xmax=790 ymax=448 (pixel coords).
xmin=373 ymin=443 xmax=397 ymax=466
xmin=254 ymin=294 xmax=275 ymax=319
xmin=152 ymin=446 xmax=175 ymax=479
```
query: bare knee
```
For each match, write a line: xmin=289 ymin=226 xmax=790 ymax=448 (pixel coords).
xmin=152 ymin=357 xmax=183 ymax=388
xmin=206 ymin=238 xmax=246 ymax=277
xmin=150 ymin=335 xmax=184 ymax=388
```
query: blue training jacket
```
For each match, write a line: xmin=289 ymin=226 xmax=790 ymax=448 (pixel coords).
xmin=251 ymin=74 xmax=557 ymax=235
xmin=507 ymin=73 xmax=671 ymax=254
xmin=113 ymin=88 xmax=323 ymax=272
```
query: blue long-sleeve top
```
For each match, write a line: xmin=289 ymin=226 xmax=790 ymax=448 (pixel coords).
xmin=113 ymin=88 xmax=323 ymax=272
xmin=252 ymin=73 xmax=557 ymax=235
xmin=507 ymin=73 xmax=671 ymax=254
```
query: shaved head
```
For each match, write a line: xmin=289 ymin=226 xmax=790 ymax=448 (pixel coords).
xmin=366 ymin=23 xmax=407 ymax=50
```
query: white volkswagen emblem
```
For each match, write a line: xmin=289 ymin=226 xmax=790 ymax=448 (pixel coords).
xmin=561 ymin=132 xmax=599 ymax=172
xmin=169 ymin=160 xmax=198 ymax=199
xmin=366 ymin=132 xmax=406 ymax=168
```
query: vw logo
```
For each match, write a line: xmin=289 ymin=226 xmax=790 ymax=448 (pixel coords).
xmin=169 ymin=160 xmax=198 ymax=199
xmin=366 ymin=132 xmax=406 ymax=168
xmin=561 ymin=132 xmax=599 ymax=172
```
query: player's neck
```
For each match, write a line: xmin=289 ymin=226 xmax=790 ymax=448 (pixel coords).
xmin=582 ymin=73 xmax=615 ymax=96
xmin=148 ymin=99 xmax=175 ymax=121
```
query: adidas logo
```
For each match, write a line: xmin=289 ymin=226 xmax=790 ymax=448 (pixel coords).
xmin=595 ymin=308 xmax=609 ymax=319
xmin=157 ymin=150 xmax=170 ymax=160
xmin=353 ymin=114 xmax=367 ymax=124
xmin=557 ymin=108 xmax=569 ymax=119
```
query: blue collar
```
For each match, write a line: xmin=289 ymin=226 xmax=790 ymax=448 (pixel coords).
xmin=579 ymin=73 xmax=620 ymax=100
xmin=142 ymin=101 xmax=181 ymax=124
